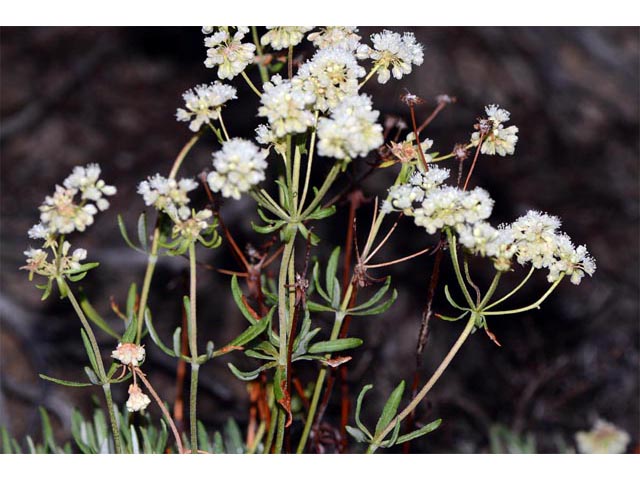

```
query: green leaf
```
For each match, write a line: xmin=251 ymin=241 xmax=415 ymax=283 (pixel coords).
xmin=130 ymin=425 xmax=140 ymax=454
xmin=66 ymin=271 xmax=88 ymax=282
xmin=444 ymin=284 xmax=470 ymax=311
xmin=375 ymin=380 xmax=405 ymax=436
xmin=231 ymin=275 xmax=258 ymax=325
xmin=306 ymin=205 xmax=336 ymax=221
xmin=213 ymin=431 xmax=224 ymax=454
xmin=39 ymin=374 xmax=91 ymax=388
xmin=349 ymin=277 xmax=392 ymax=312
xmin=308 ymin=337 xmax=363 ymax=354
xmin=436 ymin=311 xmax=469 ymax=322
xmin=348 ymin=289 xmax=398 ymax=316
xmin=39 ymin=407 xmax=56 ymax=452
xmin=1 ymin=427 xmax=12 ymax=454
xmin=227 ymin=361 xmax=276 ymax=381
xmin=65 ymin=262 xmax=100 ymax=275
xmin=79 ymin=291 xmax=119 ymax=339
xmin=252 ymin=220 xmax=284 ymax=235
xmin=325 ymin=247 xmax=341 ymax=301
xmin=395 ymin=419 xmax=442 ymax=445
xmin=137 ymin=212 xmax=148 ymax=252
xmin=126 ymin=283 xmax=137 ymax=321
xmin=56 ymin=277 xmax=68 ymax=299
xmin=345 ymin=425 xmax=367 ymax=443
xmin=172 ymin=327 xmax=183 ymax=358
xmin=297 ymin=222 xmax=320 ymax=246
xmin=118 ymin=214 xmax=144 ymax=253
xmin=355 ymin=384 xmax=373 ymax=438
xmin=121 ymin=315 xmax=138 ymax=343
xmin=145 ymin=310 xmax=176 ymax=357
xmin=84 ymin=366 xmax=100 ymax=385
xmin=224 ymin=419 xmax=244 ymax=454
xmin=80 ymin=328 xmax=99 ymax=375
xmin=381 ymin=420 xmax=402 ymax=448
xmin=156 ymin=419 xmax=169 ymax=453
xmin=223 ymin=308 xmax=272 ymax=349
xmin=312 ymin=262 xmax=331 ymax=304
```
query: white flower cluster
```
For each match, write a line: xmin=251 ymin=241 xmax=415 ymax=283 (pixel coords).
xmin=261 ymin=27 xmax=314 ymax=50
xmin=22 ymin=241 xmax=88 ymax=279
xmin=111 ymin=343 xmax=146 ymax=367
xmin=173 ymin=209 xmax=214 ymax=240
xmin=204 ymin=27 xmax=256 ymax=79
xmin=317 ymin=94 xmax=383 ymax=160
xmin=413 ymin=186 xmax=494 ymax=235
xmin=471 ymin=105 xmax=519 ymax=156
xmin=137 ymin=175 xmax=198 ymax=221
xmin=258 ymin=75 xmax=316 ymax=137
xmin=381 ymin=166 xmax=450 ymax=214
xmin=176 ymin=82 xmax=237 ymax=132
xmin=509 ymin=211 xmax=596 ymax=284
xmin=575 ymin=419 xmax=630 ymax=454
xmin=207 ymin=138 xmax=268 ymax=200
xmin=30 ymin=164 xmax=116 ymax=238
xmin=294 ymin=47 xmax=365 ymax=111
xmin=126 ymin=384 xmax=151 ymax=413
xmin=356 ymin=30 xmax=424 ymax=84
xmin=307 ymin=27 xmax=361 ymax=51
xmin=457 ymin=222 xmax=517 ymax=272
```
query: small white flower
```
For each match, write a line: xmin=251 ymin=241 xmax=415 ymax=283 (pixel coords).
xmin=173 ymin=209 xmax=213 ymax=240
xmin=510 ymin=211 xmax=562 ymax=269
xmin=258 ymin=75 xmax=316 ymax=137
xmin=356 ymin=30 xmax=424 ymax=84
xmin=413 ymin=186 xmax=494 ymax=235
xmin=317 ymin=94 xmax=383 ymax=160
xmin=207 ymin=138 xmax=268 ymax=200
xmin=576 ymin=420 xmax=630 ymax=454
xmin=39 ymin=185 xmax=97 ymax=234
xmin=63 ymin=163 xmax=117 ymax=212
xmin=176 ymin=82 xmax=237 ymax=132
xmin=307 ymin=27 xmax=361 ymax=51
xmin=457 ymin=222 xmax=516 ymax=271
xmin=137 ymin=175 xmax=198 ymax=220
xmin=112 ymin=343 xmax=146 ymax=367
xmin=204 ymin=27 xmax=256 ymax=79
xmin=293 ymin=47 xmax=365 ymax=111
xmin=255 ymin=124 xmax=286 ymax=155
xmin=28 ymin=223 xmax=50 ymax=240
xmin=261 ymin=26 xmax=314 ymax=50
xmin=546 ymin=234 xmax=596 ymax=285
xmin=126 ymin=384 xmax=151 ymax=413
xmin=409 ymin=166 xmax=450 ymax=192
xmin=471 ymin=105 xmax=519 ymax=156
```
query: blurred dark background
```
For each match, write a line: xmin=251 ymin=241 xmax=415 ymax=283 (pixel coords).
xmin=1 ymin=27 xmax=638 ymax=453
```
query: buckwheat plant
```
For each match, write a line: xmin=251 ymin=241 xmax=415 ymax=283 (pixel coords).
xmin=21 ymin=26 xmax=595 ymax=455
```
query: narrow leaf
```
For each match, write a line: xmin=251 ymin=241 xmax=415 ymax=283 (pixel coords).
xmin=396 ymin=419 xmax=442 ymax=444
xmin=308 ymin=338 xmax=363 ymax=354
xmin=79 ymin=291 xmax=119 ymax=339
xmin=117 ymin=214 xmax=144 ymax=253
xmin=375 ymin=380 xmax=405 ymax=436
xmin=39 ymin=374 xmax=91 ymax=388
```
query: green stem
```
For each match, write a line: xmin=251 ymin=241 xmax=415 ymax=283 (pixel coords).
xmin=273 ymin=409 xmax=285 ymax=454
xmin=299 ymin=162 xmax=341 ymax=219
xmin=218 ymin=113 xmax=231 ymax=141
xmin=367 ymin=314 xmax=476 ymax=453
xmin=249 ymin=189 xmax=290 ymax=220
xmin=358 ymin=64 xmax=381 ymax=89
xmin=136 ymin=133 xmax=201 ymax=344
xmin=484 ymin=266 xmax=535 ymax=310
xmin=446 ymin=230 xmax=476 ymax=309
xmin=483 ymin=275 xmax=564 ymax=316
xmin=263 ymin=402 xmax=278 ymax=454
xmin=296 ymin=311 xmax=346 ymax=453
xmin=241 ymin=71 xmax=262 ymax=97
xmin=477 ymin=271 xmax=502 ymax=311
xmin=64 ymin=282 xmax=122 ymax=454
xmin=291 ymin=144 xmax=302 ymax=213
xmin=297 ymin=113 xmax=319 ymax=216
xmin=188 ymin=242 xmax=199 ymax=453
xmin=251 ymin=26 xmax=269 ymax=84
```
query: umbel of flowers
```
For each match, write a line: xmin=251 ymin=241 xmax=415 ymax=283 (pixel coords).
xmin=22 ymin=26 xmax=597 ymax=455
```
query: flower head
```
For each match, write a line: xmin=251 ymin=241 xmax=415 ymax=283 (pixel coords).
xmin=39 ymin=185 xmax=98 ymax=234
xmin=126 ymin=384 xmax=151 ymax=413
xmin=317 ymin=94 xmax=383 ymax=160
xmin=176 ymin=82 xmax=237 ymax=132
xmin=112 ymin=342 xmax=146 ymax=367
xmin=204 ymin=27 xmax=256 ymax=79
xmin=207 ymin=138 xmax=268 ymax=200
xmin=307 ymin=27 xmax=361 ymax=51
xmin=258 ymin=75 xmax=316 ymax=137
xmin=471 ymin=104 xmax=519 ymax=156
xmin=137 ymin=175 xmax=198 ymax=220
xmin=356 ymin=30 xmax=424 ymax=84
xmin=413 ymin=186 xmax=494 ymax=235
xmin=293 ymin=47 xmax=365 ymax=111
xmin=63 ymin=163 xmax=117 ymax=211
xmin=173 ymin=209 xmax=213 ymax=240
xmin=576 ymin=420 xmax=630 ymax=454
xmin=261 ymin=26 xmax=314 ymax=50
